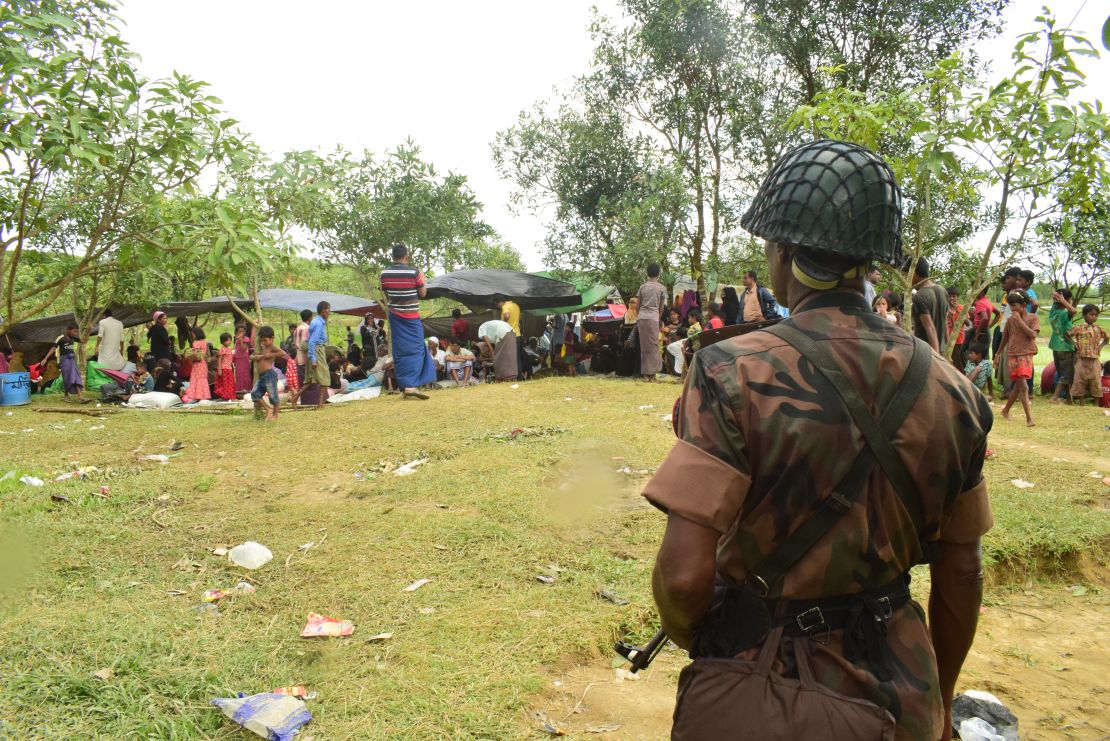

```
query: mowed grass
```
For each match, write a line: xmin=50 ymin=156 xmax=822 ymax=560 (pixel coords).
xmin=0 ymin=376 xmax=1106 ymax=739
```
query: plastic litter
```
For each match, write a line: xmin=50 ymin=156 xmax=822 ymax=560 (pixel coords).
xmin=596 ymin=588 xmax=630 ymax=606
xmin=203 ymin=589 xmax=231 ymax=603
xmin=212 ymin=547 xmax=228 ymax=557
xmin=367 ymin=632 xmax=393 ymax=641
xmin=393 ymin=458 xmax=428 ymax=477
xmin=145 ymin=454 xmax=170 ymax=465
xmin=228 ymin=542 xmax=273 ymax=570
xmin=403 ymin=578 xmax=431 ymax=592
xmin=272 ymin=686 xmax=316 ymax=700
xmin=536 ymin=574 xmax=556 ymax=584
xmin=1009 ymin=479 xmax=1035 ymax=489
xmin=211 ymin=692 xmax=311 ymax=741
xmin=951 ymin=692 xmax=1018 ymax=741
xmin=235 ymin=581 xmax=257 ymax=594
xmin=0 ymin=470 xmax=14 ymax=481
xmin=958 ymin=718 xmax=1005 ymax=741
xmin=510 ymin=384 xmax=520 ymax=389
xmin=300 ymin=612 xmax=354 ymax=637
xmin=50 ymin=493 xmax=71 ymax=503
xmin=19 ymin=476 xmax=44 ymax=487
xmin=638 ymin=404 xmax=654 ymax=410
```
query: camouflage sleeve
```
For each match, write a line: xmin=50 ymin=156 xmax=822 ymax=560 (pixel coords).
xmin=937 ymin=401 xmax=994 ymax=543
xmin=642 ymin=355 xmax=752 ymax=534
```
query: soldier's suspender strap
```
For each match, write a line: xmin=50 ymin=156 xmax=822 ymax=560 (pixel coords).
xmin=746 ymin=323 xmax=932 ymax=599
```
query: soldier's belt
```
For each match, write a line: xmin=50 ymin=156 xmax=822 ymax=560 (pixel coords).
xmin=691 ymin=574 xmax=911 ymax=658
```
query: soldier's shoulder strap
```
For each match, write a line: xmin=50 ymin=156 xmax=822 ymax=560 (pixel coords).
xmin=745 ymin=321 xmax=932 ymax=599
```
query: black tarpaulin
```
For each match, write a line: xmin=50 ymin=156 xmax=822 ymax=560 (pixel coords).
xmin=424 ymin=270 xmax=580 ymax=309
xmin=1 ymin=290 xmax=385 ymax=362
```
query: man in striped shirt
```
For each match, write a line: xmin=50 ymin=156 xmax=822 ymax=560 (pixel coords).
xmin=380 ymin=243 xmax=436 ymax=399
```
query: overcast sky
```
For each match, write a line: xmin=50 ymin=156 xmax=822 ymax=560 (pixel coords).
xmin=118 ymin=0 xmax=1107 ymax=270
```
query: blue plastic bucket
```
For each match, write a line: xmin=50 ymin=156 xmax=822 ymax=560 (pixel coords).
xmin=0 ymin=372 xmax=31 ymax=406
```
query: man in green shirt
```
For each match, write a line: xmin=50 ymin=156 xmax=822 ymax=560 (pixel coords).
xmin=1048 ymin=288 xmax=1078 ymax=402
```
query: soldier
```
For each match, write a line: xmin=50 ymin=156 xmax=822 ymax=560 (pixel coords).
xmin=644 ymin=140 xmax=992 ymax=741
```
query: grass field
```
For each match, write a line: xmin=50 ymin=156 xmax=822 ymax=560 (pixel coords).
xmin=0 ymin=376 xmax=1106 ymax=739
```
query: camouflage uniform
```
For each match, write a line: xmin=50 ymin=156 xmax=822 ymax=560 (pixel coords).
xmin=643 ymin=291 xmax=993 ymax=741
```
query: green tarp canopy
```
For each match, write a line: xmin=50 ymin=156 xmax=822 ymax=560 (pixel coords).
xmin=523 ymin=272 xmax=613 ymax=315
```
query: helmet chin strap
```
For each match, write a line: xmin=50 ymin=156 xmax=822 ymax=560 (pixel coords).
xmin=791 ymin=259 xmax=864 ymax=291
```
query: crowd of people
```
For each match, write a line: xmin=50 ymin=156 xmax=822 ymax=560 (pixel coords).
xmin=4 ymin=244 xmax=1106 ymax=425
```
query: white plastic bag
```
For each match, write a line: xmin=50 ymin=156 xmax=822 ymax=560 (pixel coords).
xmin=228 ymin=541 xmax=273 ymax=570
xmin=959 ymin=717 xmax=1005 ymax=741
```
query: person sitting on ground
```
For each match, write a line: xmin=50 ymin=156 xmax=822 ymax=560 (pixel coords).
xmin=54 ymin=323 xmax=85 ymax=402
xmin=963 ymin=344 xmax=993 ymax=400
xmin=997 ymin=291 xmax=1039 ymax=426
xmin=347 ymin=340 xmax=363 ymax=368
xmin=151 ymin=359 xmax=182 ymax=396
xmin=249 ymin=326 xmax=285 ymax=421
xmin=686 ymin=309 xmax=703 ymax=336
xmin=444 ymin=337 xmax=476 ymax=387
xmin=705 ymin=303 xmax=724 ymax=330
xmin=1067 ymin=304 xmax=1109 ymax=405
xmin=523 ymin=337 xmax=544 ymax=378
xmin=121 ymin=344 xmax=142 ymax=375
xmin=426 ymin=337 xmax=446 ymax=380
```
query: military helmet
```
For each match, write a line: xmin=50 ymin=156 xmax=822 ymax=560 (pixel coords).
xmin=740 ymin=139 xmax=904 ymax=267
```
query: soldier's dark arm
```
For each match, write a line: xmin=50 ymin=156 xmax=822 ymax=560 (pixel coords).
xmin=652 ymin=512 xmax=718 ymax=649
xmin=929 ymin=539 xmax=984 ymax=740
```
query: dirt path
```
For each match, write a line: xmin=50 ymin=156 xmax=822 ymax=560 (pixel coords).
xmin=531 ymin=591 xmax=1110 ymax=740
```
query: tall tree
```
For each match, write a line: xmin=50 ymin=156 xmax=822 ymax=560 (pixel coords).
xmin=316 ymin=143 xmax=501 ymax=291
xmin=494 ymin=102 xmax=683 ymax=295
xmin=791 ymin=13 xmax=1109 ymax=353
xmin=0 ymin=0 xmax=278 ymax=331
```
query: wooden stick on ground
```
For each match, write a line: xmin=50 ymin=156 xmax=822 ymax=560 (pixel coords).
xmin=34 ymin=407 xmax=119 ymax=416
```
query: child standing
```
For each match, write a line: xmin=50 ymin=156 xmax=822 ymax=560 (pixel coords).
xmin=181 ymin=328 xmax=211 ymax=402
xmin=233 ymin=324 xmax=253 ymax=393
xmin=1047 ymin=288 xmax=1077 ymax=403
xmin=1067 ymin=305 xmax=1109 ymax=404
xmin=998 ymin=291 xmax=1039 ymax=426
xmin=215 ymin=333 xmax=236 ymax=400
xmin=54 ymin=323 xmax=85 ymax=402
xmin=963 ymin=344 xmax=993 ymax=400
xmin=249 ymin=326 xmax=285 ymax=421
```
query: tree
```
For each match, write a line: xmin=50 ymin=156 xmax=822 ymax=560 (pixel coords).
xmin=747 ymin=0 xmax=1007 ymax=104
xmin=0 ymin=0 xmax=279 ymax=333
xmin=494 ymin=102 xmax=683 ymax=295
xmin=1028 ymin=195 xmax=1110 ymax=304
xmin=789 ymin=12 xmax=1109 ymax=350
xmin=316 ymin=143 xmax=497 ymax=290
xmin=589 ymin=0 xmax=746 ymax=301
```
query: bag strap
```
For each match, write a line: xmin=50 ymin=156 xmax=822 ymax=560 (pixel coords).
xmin=744 ymin=321 xmax=931 ymax=598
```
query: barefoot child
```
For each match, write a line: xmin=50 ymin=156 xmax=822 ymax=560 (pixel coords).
xmin=1067 ymin=305 xmax=1109 ymax=405
xmin=998 ymin=291 xmax=1039 ymax=425
xmin=1048 ymin=288 xmax=1077 ymax=403
xmin=214 ymin=333 xmax=236 ymax=400
xmin=963 ymin=344 xmax=993 ymax=400
xmin=250 ymin=326 xmax=285 ymax=420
